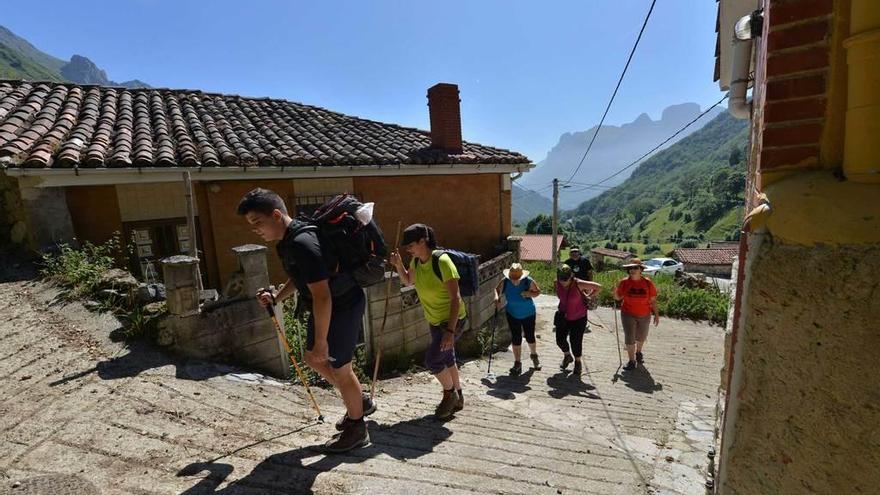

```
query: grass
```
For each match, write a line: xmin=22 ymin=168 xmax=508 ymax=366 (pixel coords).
xmin=522 ymin=261 xmax=730 ymax=325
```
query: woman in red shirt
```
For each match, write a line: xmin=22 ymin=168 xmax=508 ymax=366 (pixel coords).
xmin=614 ymin=259 xmax=659 ymax=371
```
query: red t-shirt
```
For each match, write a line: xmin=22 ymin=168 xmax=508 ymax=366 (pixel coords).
xmin=618 ymin=277 xmax=657 ymax=317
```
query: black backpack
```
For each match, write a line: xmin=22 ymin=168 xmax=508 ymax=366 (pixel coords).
xmin=295 ymin=194 xmax=387 ymax=287
xmin=418 ymin=249 xmax=480 ymax=297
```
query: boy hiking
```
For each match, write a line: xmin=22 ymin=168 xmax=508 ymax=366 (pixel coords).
xmin=390 ymin=223 xmax=466 ymax=420
xmin=237 ymin=188 xmax=375 ymax=453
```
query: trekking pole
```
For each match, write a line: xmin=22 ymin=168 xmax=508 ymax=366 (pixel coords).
xmin=371 ymin=221 xmax=402 ymax=400
xmin=259 ymin=290 xmax=324 ymax=422
xmin=612 ymin=299 xmax=623 ymax=381
xmin=485 ymin=308 xmax=498 ymax=381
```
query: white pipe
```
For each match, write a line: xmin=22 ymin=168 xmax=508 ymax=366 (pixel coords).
xmin=728 ymin=37 xmax=754 ymax=119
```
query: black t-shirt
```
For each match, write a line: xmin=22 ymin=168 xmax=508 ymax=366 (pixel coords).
xmin=276 ymin=221 xmax=360 ymax=307
xmin=565 ymin=257 xmax=593 ymax=280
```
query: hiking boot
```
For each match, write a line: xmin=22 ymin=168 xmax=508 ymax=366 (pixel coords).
xmin=560 ymin=354 xmax=574 ymax=371
xmin=335 ymin=393 xmax=377 ymax=431
xmin=573 ymin=360 xmax=582 ymax=375
xmin=636 ymin=352 xmax=644 ymax=364
xmin=530 ymin=353 xmax=541 ymax=370
xmin=623 ymin=360 xmax=637 ymax=371
xmin=454 ymin=389 xmax=464 ymax=412
xmin=435 ymin=390 xmax=458 ymax=420
xmin=509 ymin=361 xmax=522 ymax=377
xmin=323 ymin=419 xmax=369 ymax=454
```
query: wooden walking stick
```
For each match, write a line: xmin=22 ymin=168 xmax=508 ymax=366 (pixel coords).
xmin=612 ymin=299 xmax=623 ymax=382
xmin=370 ymin=221 xmax=402 ymax=400
xmin=259 ymin=290 xmax=324 ymax=422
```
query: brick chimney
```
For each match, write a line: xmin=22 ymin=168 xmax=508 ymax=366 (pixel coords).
xmin=427 ymin=83 xmax=463 ymax=154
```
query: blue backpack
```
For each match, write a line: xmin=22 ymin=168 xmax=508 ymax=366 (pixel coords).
xmin=419 ymin=249 xmax=480 ymax=297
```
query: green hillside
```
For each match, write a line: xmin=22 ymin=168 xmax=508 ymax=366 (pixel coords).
xmin=565 ymin=112 xmax=749 ymax=246
xmin=0 ymin=43 xmax=63 ymax=81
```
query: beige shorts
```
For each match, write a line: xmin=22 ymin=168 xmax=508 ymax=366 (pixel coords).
xmin=621 ymin=312 xmax=651 ymax=345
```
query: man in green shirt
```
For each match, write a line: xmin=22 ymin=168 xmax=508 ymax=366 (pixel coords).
xmin=390 ymin=223 xmax=467 ymax=419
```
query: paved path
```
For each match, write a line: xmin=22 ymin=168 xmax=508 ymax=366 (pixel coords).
xmin=0 ymin=270 xmax=724 ymax=495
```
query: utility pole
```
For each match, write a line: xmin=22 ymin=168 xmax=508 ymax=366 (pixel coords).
xmin=551 ymin=178 xmax=559 ymax=267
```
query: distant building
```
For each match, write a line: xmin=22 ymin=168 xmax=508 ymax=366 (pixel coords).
xmin=519 ymin=234 xmax=567 ymax=262
xmin=673 ymin=247 xmax=737 ymax=277
xmin=589 ymin=247 xmax=634 ymax=271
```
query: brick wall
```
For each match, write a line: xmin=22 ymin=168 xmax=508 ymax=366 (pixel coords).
xmin=355 ymin=174 xmax=507 ymax=260
xmin=65 ymin=185 xmax=123 ymax=247
xmin=201 ymin=179 xmax=295 ymax=289
xmin=755 ymin=0 xmax=845 ymax=175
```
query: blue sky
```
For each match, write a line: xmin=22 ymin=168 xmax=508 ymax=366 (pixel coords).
xmin=4 ymin=0 xmax=721 ymax=163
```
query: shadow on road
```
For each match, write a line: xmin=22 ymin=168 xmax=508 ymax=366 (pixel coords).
xmin=619 ymin=365 xmax=663 ymax=394
xmin=177 ymin=415 xmax=452 ymax=494
xmin=481 ymin=369 xmax=535 ymax=399
xmin=546 ymin=371 xmax=601 ymax=400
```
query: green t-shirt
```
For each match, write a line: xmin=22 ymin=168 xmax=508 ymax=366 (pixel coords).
xmin=411 ymin=252 xmax=468 ymax=326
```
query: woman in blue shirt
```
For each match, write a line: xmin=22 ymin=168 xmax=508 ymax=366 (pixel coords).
xmin=494 ymin=263 xmax=541 ymax=376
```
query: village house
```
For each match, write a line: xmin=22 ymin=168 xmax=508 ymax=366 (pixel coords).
xmin=713 ymin=0 xmax=880 ymax=493
xmin=516 ymin=233 xmax=567 ymax=262
xmin=672 ymin=246 xmax=737 ymax=277
xmin=589 ymin=246 xmax=634 ymax=271
xmin=0 ymin=81 xmax=532 ymax=290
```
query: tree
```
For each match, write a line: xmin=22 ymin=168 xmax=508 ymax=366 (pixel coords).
xmin=729 ymin=147 xmax=743 ymax=166
xmin=526 ymin=214 xmax=553 ymax=235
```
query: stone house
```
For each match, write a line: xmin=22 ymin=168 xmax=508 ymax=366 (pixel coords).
xmin=0 ymin=81 xmax=532 ymax=291
xmin=672 ymin=247 xmax=736 ymax=277
xmin=589 ymin=246 xmax=633 ymax=271
xmin=713 ymin=0 xmax=880 ymax=493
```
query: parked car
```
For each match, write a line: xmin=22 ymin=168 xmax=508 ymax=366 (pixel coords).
xmin=643 ymin=257 xmax=684 ymax=276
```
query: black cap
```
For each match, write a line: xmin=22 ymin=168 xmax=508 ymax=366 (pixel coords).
xmin=401 ymin=223 xmax=431 ymax=246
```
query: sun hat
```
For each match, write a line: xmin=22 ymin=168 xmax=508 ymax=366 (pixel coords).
xmin=557 ymin=263 xmax=573 ymax=280
xmin=503 ymin=262 xmax=530 ymax=280
xmin=621 ymin=258 xmax=647 ymax=269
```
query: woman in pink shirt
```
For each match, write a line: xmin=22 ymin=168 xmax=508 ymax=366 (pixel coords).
xmin=555 ymin=264 xmax=602 ymax=375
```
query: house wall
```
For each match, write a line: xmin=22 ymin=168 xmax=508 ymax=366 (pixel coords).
xmin=354 ymin=174 xmax=507 ymax=260
xmin=683 ymin=263 xmax=732 ymax=278
xmin=718 ymin=1 xmax=880 ymax=493
xmin=65 ymin=185 xmax=123 ymax=248
xmin=200 ymin=179 xmax=295 ymax=290
xmin=0 ymin=173 xmax=27 ymax=247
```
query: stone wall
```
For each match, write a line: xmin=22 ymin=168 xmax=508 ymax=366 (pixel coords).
xmin=684 ymin=263 xmax=732 ymax=278
xmin=364 ymin=245 xmax=518 ymax=367
xmin=0 ymin=172 xmax=27 ymax=248
xmin=719 ymin=238 xmax=880 ymax=494
xmin=158 ymin=244 xmax=289 ymax=378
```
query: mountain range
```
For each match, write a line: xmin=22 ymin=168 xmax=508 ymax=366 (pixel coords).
xmin=520 ymin=103 xmax=724 ymax=211
xmin=0 ymin=25 xmax=149 ymax=88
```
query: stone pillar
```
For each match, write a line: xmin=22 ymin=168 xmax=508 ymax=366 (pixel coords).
xmin=18 ymin=184 xmax=75 ymax=250
xmin=161 ymin=255 xmax=201 ymax=317
xmin=233 ymin=244 xmax=271 ymax=298
xmin=506 ymin=235 xmax=522 ymax=263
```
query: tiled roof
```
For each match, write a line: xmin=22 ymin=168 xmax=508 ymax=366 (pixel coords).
xmin=519 ymin=235 xmax=565 ymax=262
xmin=0 ymin=80 xmax=529 ymax=169
xmin=590 ymin=247 xmax=634 ymax=260
xmin=673 ymin=248 xmax=737 ymax=266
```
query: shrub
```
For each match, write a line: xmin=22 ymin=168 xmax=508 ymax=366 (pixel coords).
xmin=41 ymin=234 xmax=121 ymax=299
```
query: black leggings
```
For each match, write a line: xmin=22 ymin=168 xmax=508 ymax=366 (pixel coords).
xmin=556 ymin=316 xmax=587 ymax=358
xmin=506 ymin=313 xmax=536 ymax=346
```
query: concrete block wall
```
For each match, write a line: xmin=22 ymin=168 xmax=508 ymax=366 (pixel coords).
xmin=364 ymin=248 xmax=516 ymax=365
xmin=159 ymin=244 xmax=289 ymax=378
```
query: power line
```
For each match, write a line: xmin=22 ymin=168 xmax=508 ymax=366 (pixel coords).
xmin=592 ymin=94 xmax=730 ymax=186
xmin=563 ymin=0 xmax=657 ymax=185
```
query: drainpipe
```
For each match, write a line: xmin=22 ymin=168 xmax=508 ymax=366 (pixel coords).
xmin=729 ymin=10 xmax=763 ymax=120
xmin=843 ymin=0 xmax=880 ymax=182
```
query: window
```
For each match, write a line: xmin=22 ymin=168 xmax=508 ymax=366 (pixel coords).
xmin=664 ymin=260 xmax=678 ymax=267
xmin=124 ymin=218 xmax=205 ymax=283
xmin=293 ymin=194 xmax=340 ymax=217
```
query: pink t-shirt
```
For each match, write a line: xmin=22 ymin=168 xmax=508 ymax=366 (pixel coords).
xmin=556 ymin=280 xmax=588 ymax=321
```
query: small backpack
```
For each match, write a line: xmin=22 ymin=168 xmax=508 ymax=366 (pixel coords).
xmin=419 ymin=249 xmax=480 ymax=297
xmin=295 ymin=193 xmax=387 ymax=287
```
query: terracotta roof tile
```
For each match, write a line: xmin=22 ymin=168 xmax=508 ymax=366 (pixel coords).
xmin=0 ymin=79 xmax=529 ymax=169
xmin=673 ymin=248 xmax=737 ymax=265
xmin=590 ymin=247 xmax=634 ymax=260
xmin=520 ymin=235 xmax=566 ymax=262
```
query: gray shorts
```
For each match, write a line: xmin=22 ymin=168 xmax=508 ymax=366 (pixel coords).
xmin=621 ymin=312 xmax=651 ymax=345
